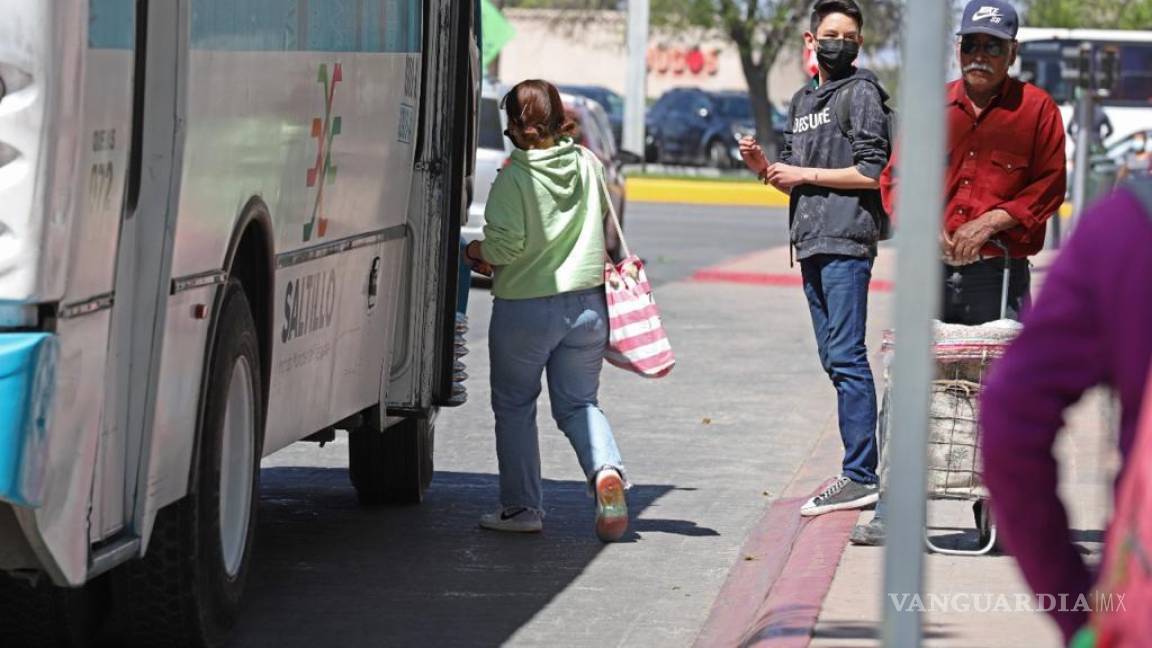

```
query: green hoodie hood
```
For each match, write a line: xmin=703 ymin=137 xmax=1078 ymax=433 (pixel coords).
xmin=508 ymin=137 xmax=585 ymax=203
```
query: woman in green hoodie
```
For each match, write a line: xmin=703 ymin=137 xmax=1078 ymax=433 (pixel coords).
xmin=463 ymin=79 xmax=628 ymax=542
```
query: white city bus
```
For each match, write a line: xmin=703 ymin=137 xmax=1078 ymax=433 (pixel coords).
xmin=1015 ymin=27 xmax=1152 ymax=150
xmin=0 ymin=1 xmax=478 ymax=645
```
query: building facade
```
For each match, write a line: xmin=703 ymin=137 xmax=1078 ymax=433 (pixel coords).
xmin=493 ymin=9 xmax=809 ymax=108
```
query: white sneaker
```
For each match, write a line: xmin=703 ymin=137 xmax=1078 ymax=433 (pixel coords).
xmin=479 ymin=507 xmax=543 ymax=533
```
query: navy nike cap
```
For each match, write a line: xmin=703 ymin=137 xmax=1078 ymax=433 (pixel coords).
xmin=957 ymin=0 xmax=1019 ymax=40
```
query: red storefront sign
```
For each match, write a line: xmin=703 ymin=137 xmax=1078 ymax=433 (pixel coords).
xmin=647 ymin=45 xmax=720 ymax=77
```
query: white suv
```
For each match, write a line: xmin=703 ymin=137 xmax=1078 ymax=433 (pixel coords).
xmin=462 ymin=81 xmax=511 ymax=243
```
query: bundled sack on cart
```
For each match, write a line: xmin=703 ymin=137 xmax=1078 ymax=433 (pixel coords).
xmin=925 ymin=318 xmax=1022 ymax=499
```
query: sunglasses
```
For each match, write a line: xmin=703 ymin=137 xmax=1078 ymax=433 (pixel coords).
xmin=960 ymin=36 xmax=1009 ymax=57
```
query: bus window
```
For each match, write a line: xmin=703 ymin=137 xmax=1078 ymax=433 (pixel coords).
xmin=1020 ymin=40 xmax=1152 ymax=106
xmin=1018 ymin=40 xmax=1072 ymax=103
xmin=1116 ymin=44 xmax=1152 ymax=104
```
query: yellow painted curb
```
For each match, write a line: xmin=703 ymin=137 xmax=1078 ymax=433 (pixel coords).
xmin=627 ymin=177 xmax=1074 ymax=218
xmin=626 ymin=177 xmax=790 ymax=208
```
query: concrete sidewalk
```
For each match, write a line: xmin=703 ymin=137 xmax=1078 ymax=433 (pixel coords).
xmin=692 ymin=245 xmax=1112 ymax=647
xmin=811 ymin=389 xmax=1114 ymax=648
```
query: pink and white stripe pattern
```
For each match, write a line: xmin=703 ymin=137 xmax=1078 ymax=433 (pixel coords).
xmin=604 ymin=255 xmax=675 ymax=378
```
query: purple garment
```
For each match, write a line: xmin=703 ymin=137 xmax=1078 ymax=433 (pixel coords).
xmin=980 ymin=187 xmax=1152 ymax=641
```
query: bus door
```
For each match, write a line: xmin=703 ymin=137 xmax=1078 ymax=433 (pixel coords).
xmin=385 ymin=0 xmax=475 ymax=416
xmin=96 ymin=0 xmax=188 ymax=555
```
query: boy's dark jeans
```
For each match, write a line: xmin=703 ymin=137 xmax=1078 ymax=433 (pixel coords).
xmin=800 ymin=254 xmax=879 ymax=485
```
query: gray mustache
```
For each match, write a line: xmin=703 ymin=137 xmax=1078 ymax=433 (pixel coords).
xmin=963 ymin=63 xmax=995 ymax=74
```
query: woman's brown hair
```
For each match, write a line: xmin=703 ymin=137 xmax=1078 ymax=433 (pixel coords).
xmin=501 ymin=79 xmax=577 ymax=148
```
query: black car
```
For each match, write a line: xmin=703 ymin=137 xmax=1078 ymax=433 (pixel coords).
xmin=557 ymin=84 xmax=624 ymax=147
xmin=645 ymin=88 xmax=786 ymax=168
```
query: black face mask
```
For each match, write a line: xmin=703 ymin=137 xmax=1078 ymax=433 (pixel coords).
xmin=816 ymin=38 xmax=860 ymax=77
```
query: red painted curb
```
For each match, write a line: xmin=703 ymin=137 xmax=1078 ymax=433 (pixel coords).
xmin=694 ymin=488 xmax=859 ymax=648
xmin=742 ymin=510 xmax=858 ymax=647
xmin=694 ymin=497 xmax=807 ymax=647
xmin=690 ymin=270 xmax=894 ymax=293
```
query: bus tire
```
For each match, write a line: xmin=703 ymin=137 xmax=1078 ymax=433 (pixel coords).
xmin=110 ymin=281 xmax=263 ymax=648
xmin=348 ymin=417 xmax=434 ymax=505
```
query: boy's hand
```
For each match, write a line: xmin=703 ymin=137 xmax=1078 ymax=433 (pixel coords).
xmin=765 ymin=163 xmax=809 ymax=189
xmin=738 ymin=136 xmax=769 ymax=176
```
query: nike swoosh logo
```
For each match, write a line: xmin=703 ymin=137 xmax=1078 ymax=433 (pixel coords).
xmin=972 ymin=7 xmax=1002 ymax=21
xmin=500 ymin=508 xmax=527 ymax=521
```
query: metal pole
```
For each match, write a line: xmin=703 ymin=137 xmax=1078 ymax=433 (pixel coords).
xmin=623 ymin=0 xmax=649 ymax=157
xmin=1071 ymin=88 xmax=1093 ymax=224
xmin=882 ymin=0 xmax=947 ymax=645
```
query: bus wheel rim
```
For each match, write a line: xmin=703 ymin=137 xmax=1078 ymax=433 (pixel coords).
xmin=219 ymin=356 xmax=255 ymax=578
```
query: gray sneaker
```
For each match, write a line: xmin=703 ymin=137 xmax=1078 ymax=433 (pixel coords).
xmin=800 ymin=476 xmax=879 ymax=517
xmin=850 ymin=517 xmax=887 ymax=546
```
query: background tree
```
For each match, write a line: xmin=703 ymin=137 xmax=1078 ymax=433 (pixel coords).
xmin=1020 ymin=0 xmax=1152 ymax=29
xmin=494 ymin=0 xmax=904 ymax=159
xmin=649 ymin=0 xmax=902 ymax=159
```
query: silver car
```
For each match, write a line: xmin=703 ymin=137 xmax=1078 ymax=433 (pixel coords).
xmin=462 ymin=81 xmax=512 ymax=242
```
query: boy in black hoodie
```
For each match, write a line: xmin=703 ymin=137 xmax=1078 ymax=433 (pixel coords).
xmin=740 ymin=0 xmax=891 ymax=516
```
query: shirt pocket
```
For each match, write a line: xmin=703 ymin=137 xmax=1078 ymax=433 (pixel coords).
xmin=987 ymin=150 xmax=1029 ymax=199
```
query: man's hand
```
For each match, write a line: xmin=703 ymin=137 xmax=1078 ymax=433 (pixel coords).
xmin=948 ymin=213 xmax=998 ymax=265
xmin=738 ymin=136 xmax=769 ymax=177
xmin=948 ymin=209 xmax=1017 ymax=265
xmin=765 ymin=163 xmax=811 ymax=190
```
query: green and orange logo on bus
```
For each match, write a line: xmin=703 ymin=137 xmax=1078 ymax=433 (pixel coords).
xmin=304 ymin=62 xmax=343 ymax=242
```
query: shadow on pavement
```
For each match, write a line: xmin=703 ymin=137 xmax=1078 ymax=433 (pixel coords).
xmin=812 ymin=620 xmax=954 ymax=641
xmin=231 ymin=468 xmax=700 ymax=648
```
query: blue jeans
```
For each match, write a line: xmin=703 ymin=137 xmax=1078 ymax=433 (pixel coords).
xmin=800 ymin=254 xmax=878 ymax=485
xmin=489 ymin=287 xmax=625 ymax=512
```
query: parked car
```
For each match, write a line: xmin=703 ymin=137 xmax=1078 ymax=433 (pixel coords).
xmin=462 ymin=80 xmax=512 ymax=244
xmin=561 ymin=93 xmax=643 ymax=258
xmin=557 ymin=84 xmax=625 ymax=146
xmin=645 ymin=88 xmax=786 ymax=168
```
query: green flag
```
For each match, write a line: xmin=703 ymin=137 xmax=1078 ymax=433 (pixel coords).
xmin=481 ymin=0 xmax=516 ymax=67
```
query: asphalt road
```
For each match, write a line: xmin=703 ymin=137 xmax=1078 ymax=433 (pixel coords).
xmin=234 ymin=202 xmax=797 ymax=648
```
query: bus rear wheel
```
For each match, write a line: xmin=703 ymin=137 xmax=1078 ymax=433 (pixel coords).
xmin=348 ymin=417 xmax=434 ymax=505
xmin=110 ymin=281 xmax=263 ymax=648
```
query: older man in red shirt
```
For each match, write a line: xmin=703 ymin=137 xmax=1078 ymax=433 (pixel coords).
xmin=939 ymin=0 xmax=1066 ymax=323
xmin=851 ymin=0 xmax=1067 ymax=546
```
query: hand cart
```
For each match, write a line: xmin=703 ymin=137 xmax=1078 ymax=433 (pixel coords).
xmin=877 ymin=241 xmax=1021 ymax=555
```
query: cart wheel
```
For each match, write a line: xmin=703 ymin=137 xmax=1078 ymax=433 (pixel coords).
xmin=974 ymin=499 xmax=996 ymax=551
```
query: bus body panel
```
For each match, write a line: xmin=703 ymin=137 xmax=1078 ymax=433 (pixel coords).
xmin=134 ymin=3 xmax=426 ymax=537
xmin=0 ymin=0 xmax=134 ymax=583
xmin=13 ymin=312 xmax=110 ymax=585
xmin=78 ymin=4 xmax=137 ymax=544
xmin=0 ymin=0 xmax=87 ymax=304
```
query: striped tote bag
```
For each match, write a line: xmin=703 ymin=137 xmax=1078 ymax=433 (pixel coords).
xmin=586 ymin=149 xmax=674 ymax=378
xmin=604 ymin=255 xmax=675 ymax=377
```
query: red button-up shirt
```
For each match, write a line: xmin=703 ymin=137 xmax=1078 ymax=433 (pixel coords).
xmin=945 ymin=77 xmax=1067 ymax=257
